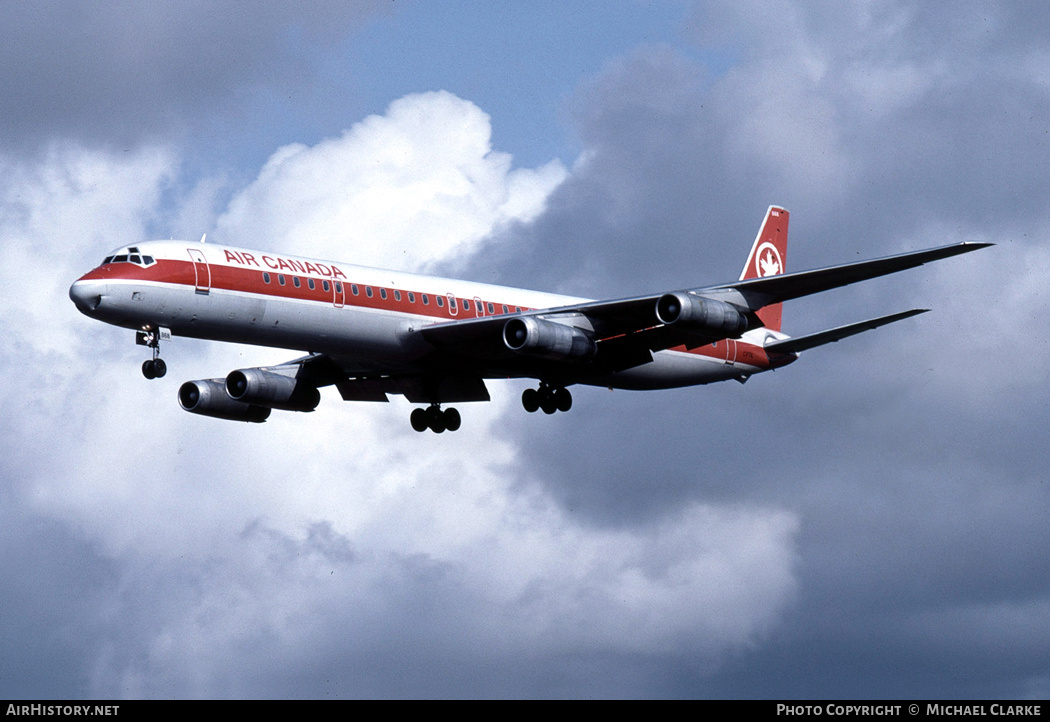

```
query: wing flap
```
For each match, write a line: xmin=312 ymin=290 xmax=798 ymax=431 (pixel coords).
xmin=334 ymin=374 xmax=490 ymax=404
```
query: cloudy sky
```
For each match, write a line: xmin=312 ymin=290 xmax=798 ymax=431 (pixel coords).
xmin=1 ymin=0 xmax=1047 ymax=699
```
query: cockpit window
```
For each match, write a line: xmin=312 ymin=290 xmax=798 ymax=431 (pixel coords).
xmin=102 ymin=249 xmax=157 ymax=267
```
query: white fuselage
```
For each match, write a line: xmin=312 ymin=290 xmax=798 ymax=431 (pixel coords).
xmin=70 ymin=240 xmax=781 ymax=391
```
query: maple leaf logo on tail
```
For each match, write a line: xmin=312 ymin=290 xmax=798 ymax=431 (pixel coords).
xmin=760 ymin=249 xmax=781 ymax=276
xmin=753 ymin=241 xmax=783 ymax=277
xmin=738 ymin=207 xmax=789 ymax=332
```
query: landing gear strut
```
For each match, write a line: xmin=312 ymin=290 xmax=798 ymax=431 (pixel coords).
xmin=411 ymin=404 xmax=461 ymax=433
xmin=137 ymin=328 xmax=167 ymax=379
xmin=522 ymin=383 xmax=572 ymax=415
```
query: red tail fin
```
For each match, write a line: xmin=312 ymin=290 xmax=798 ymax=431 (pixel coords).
xmin=739 ymin=206 xmax=789 ymax=332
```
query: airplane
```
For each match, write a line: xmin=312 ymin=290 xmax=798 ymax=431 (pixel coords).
xmin=69 ymin=206 xmax=990 ymax=432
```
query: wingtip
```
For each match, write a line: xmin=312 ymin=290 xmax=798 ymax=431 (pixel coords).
xmin=897 ymin=308 xmax=930 ymax=320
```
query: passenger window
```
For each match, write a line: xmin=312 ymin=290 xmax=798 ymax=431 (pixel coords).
xmin=502 ymin=304 xmax=508 ymax=314
xmin=408 ymin=292 xmax=415 ymax=303
xmin=335 ymin=282 xmax=342 ymax=294
xmin=436 ymin=296 xmax=444 ymax=307
xmin=263 ymin=272 xmax=271 ymax=284
xmin=278 ymin=274 xmax=286 ymax=285
xmin=488 ymin=303 xmax=495 ymax=314
xmin=422 ymin=294 xmax=429 ymax=305
xmin=380 ymin=288 xmax=387 ymax=300
xmin=463 ymin=299 xmax=471 ymax=311
xmin=308 ymin=278 xmax=315 ymax=290
xmin=293 ymin=277 xmax=301 ymax=288
xmin=394 ymin=290 xmax=401 ymax=302
xmin=351 ymin=284 xmax=359 ymax=296
xmin=366 ymin=287 xmax=373 ymax=298
xmin=323 ymin=280 xmax=330 ymax=292
xmin=449 ymin=297 xmax=457 ymax=310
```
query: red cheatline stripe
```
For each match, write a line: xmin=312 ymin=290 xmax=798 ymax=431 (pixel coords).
xmin=91 ymin=259 xmax=775 ymax=369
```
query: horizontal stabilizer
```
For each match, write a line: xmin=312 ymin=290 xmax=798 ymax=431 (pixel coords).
xmin=764 ymin=309 xmax=929 ymax=355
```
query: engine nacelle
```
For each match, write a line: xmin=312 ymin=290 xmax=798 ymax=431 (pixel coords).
xmin=178 ymin=380 xmax=271 ymax=423
xmin=503 ymin=317 xmax=596 ymax=361
xmin=225 ymin=368 xmax=320 ymax=412
xmin=655 ymin=293 xmax=748 ymax=336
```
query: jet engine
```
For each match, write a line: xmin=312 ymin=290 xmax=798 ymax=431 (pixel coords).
xmin=503 ymin=317 xmax=596 ymax=361
xmin=655 ymin=293 xmax=748 ymax=336
xmin=178 ymin=379 xmax=271 ymax=423
xmin=225 ymin=368 xmax=320 ymax=412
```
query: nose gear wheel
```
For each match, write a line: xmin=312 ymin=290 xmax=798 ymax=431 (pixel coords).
xmin=138 ymin=329 xmax=167 ymax=379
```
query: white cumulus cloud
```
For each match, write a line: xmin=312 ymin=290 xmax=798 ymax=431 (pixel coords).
xmin=216 ymin=91 xmax=568 ymax=272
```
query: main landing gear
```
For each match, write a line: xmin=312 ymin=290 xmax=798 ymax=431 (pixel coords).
xmin=410 ymin=404 xmax=462 ymax=434
xmin=137 ymin=328 xmax=167 ymax=379
xmin=521 ymin=383 xmax=572 ymax=415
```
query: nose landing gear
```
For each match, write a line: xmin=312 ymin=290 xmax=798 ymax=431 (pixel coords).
xmin=136 ymin=327 xmax=168 ymax=379
xmin=521 ymin=383 xmax=572 ymax=415
xmin=410 ymin=404 xmax=461 ymax=433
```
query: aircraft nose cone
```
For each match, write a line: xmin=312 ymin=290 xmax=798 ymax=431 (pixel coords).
xmin=69 ymin=280 xmax=104 ymax=313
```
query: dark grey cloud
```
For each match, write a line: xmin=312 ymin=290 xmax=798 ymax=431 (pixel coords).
xmin=456 ymin=45 xmax=738 ymax=299
xmin=0 ymin=504 xmax=117 ymax=697
xmin=469 ymin=1 xmax=1050 ymax=294
xmin=0 ymin=1 xmax=387 ymax=152
xmin=458 ymin=0 xmax=1050 ymax=697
